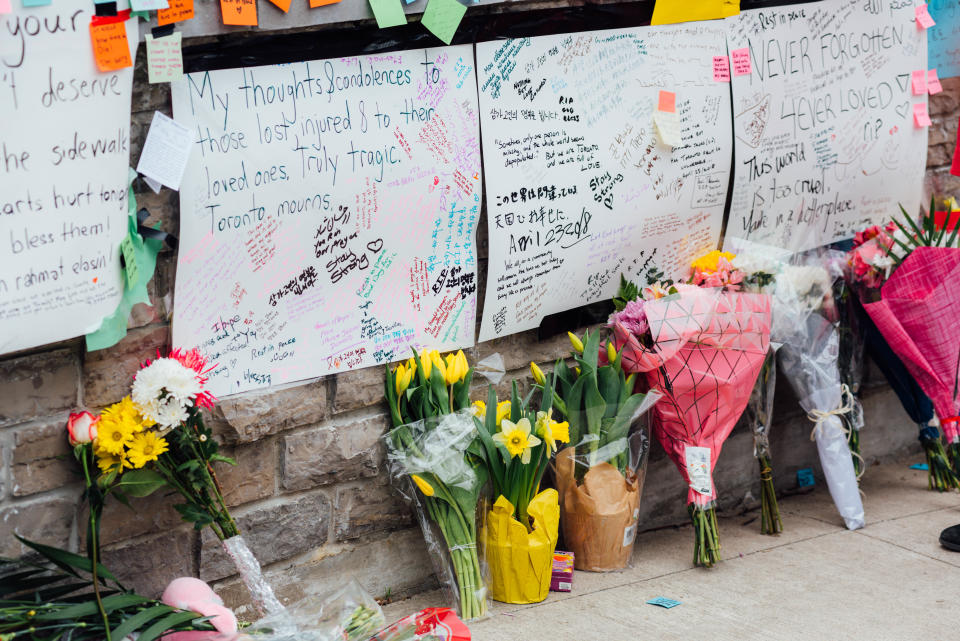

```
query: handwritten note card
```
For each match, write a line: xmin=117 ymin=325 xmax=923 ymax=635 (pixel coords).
xmin=146 ymin=32 xmax=183 ymax=83
xmin=220 ymin=0 xmax=256 ymax=25
xmin=730 ymin=47 xmax=751 ymax=75
xmin=928 ymin=0 xmax=960 ymax=79
xmin=911 ymin=69 xmax=927 ymax=95
xmin=90 ymin=19 xmax=133 ymax=72
xmin=914 ymin=102 xmax=932 ymax=127
xmin=136 ymin=111 xmax=193 ymax=190
xmin=157 ymin=0 xmax=193 ymax=25
xmin=712 ymin=55 xmax=730 ymax=81
xmin=0 ymin=4 xmax=136 ymax=354
xmin=916 ymin=3 xmax=935 ymax=28
xmin=654 ymin=110 xmax=682 ymax=147
xmin=421 ymin=0 xmax=466 ymax=45
xmin=170 ymin=47 xmax=481 ymax=396
xmin=928 ymin=68 xmax=943 ymax=94
xmin=725 ymin=0 xmax=927 ymax=252
xmin=476 ymin=25 xmax=731 ymax=341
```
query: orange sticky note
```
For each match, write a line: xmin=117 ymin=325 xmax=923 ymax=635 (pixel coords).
xmin=268 ymin=0 xmax=292 ymax=10
xmin=158 ymin=0 xmax=195 ymax=25
xmin=89 ymin=20 xmax=132 ymax=72
xmin=220 ymin=0 xmax=257 ymax=25
xmin=658 ymin=90 xmax=676 ymax=113
xmin=310 ymin=0 xmax=342 ymax=6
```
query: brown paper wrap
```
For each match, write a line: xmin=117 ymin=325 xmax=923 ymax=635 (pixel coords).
xmin=556 ymin=447 xmax=640 ymax=572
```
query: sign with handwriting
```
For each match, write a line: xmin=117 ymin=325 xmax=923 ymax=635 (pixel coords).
xmin=724 ymin=0 xmax=927 ymax=252
xmin=170 ymin=47 xmax=481 ymax=396
xmin=0 ymin=5 xmax=136 ymax=354
xmin=475 ymin=25 xmax=731 ymax=341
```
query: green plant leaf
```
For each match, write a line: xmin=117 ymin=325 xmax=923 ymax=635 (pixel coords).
xmin=111 ymin=604 xmax=179 ymax=640
xmin=16 ymin=537 xmax=119 ymax=585
xmin=138 ymin=611 xmax=208 ymax=641
xmin=115 ymin=469 xmax=167 ymax=498
xmin=208 ymin=453 xmax=237 ymax=466
xmin=33 ymin=593 xmax=149 ymax=621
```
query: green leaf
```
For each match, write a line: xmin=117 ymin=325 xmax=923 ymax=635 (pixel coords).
xmin=111 ymin=604 xmax=179 ymax=640
xmin=33 ymin=593 xmax=149 ymax=621
xmin=209 ymin=453 xmax=237 ymax=466
xmin=584 ymin=382 xmax=605 ymax=437
xmin=565 ymin=376 xmax=586 ymax=445
xmin=596 ymin=366 xmax=621 ymax=419
xmin=115 ymin=469 xmax=167 ymax=498
xmin=138 ymin=611 xmax=208 ymax=641
xmin=16 ymin=537 xmax=118 ymax=585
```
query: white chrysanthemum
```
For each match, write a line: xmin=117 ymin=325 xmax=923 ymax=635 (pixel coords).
xmin=731 ymin=253 xmax=781 ymax=278
xmin=132 ymin=358 xmax=203 ymax=427
xmin=778 ymin=264 xmax=833 ymax=312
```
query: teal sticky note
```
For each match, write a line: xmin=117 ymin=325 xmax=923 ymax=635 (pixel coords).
xmin=910 ymin=462 xmax=930 ymax=470
xmin=647 ymin=597 xmax=681 ymax=609
xmin=421 ymin=0 xmax=466 ymax=45
xmin=369 ymin=0 xmax=406 ymax=29
xmin=22 ymin=0 xmax=52 ymax=6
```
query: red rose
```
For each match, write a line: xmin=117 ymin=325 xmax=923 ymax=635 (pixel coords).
xmin=67 ymin=411 xmax=99 ymax=446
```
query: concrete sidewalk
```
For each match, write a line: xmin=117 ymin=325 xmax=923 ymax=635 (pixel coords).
xmin=383 ymin=455 xmax=960 ymax=640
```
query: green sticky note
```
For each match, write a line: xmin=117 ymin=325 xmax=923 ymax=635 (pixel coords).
xmin=120 ymin=234 xmax=140 ymax=288
xmin=421 ymin=0 xmax=465 ymax=44
xmin=370 ymin=0 xmax=406 ymax=29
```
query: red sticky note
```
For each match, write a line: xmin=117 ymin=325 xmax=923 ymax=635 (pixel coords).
xmin=911 ymin=70 xmax=927 ymax=95
xmin=928 ymin=69 xmax=943 ymax=95
xmin=658 ymin=90 xmax=676 ymax=113
xmin=220 ymin=0 xmax=257 ymax=25
xmin=914 ymin=102 xmax=932 ymax=127
xmin=89 ymin=20 xmax=132 ymax=72
xmin=712 ymin=55 xmax=730 ymax=82
xmin=916 ymin=3 xmax=935 ymax=29
xmin=731 ymin=47 xmax=751 ymax=76
xmin=158 ymin=0 xmax=194 ymax=25
xmin=268 ymin=0 xmax=293 ymax=10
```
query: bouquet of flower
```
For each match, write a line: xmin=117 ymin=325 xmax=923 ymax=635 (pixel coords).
xmin=610 ymin=251 xmax=772 ymax=566
xmin=860 ymin=201 xmax=960 ymax=486
xmin=832 ymin=274 xmax=867 ymax=477
xmin=846 ymin=203 xmax=960 ymax=489
xmin=771 ymin=256 xmax=865 ymax=530
xmin=543 ymin=330 xmax=658 ymax=571
xmin=471 ymin=377 xmax=565 ymax=603
xmin=384 ymin=350 xmax=488 ymax=621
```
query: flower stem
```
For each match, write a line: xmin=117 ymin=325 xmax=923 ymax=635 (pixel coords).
xmin=689 ymin=504 xmax=721 ymax=568
xmin=80 ymin=449 xmax=111 ymax=641
xmin=758 ymin=454 xmax=782 ymax=535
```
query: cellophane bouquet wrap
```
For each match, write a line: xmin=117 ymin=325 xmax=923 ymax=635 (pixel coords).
xmin=367 ymin=608 xmax=471 ymax=641
xmin=833 ymin=275 xmax=867 ymax=476
xmin=611 ymin=283 xmax=771 ymax=566
xmin=547 ymin=331 xmax=659 ymax=571
xmin=772 ymin=257 xmax=865 ymax=530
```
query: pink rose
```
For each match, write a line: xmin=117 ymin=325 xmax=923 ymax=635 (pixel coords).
xmin=67 ymin=411 xmax=99 ymax=446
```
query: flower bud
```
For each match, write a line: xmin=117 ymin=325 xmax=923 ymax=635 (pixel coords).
xmin=530 ymin=361 xmax=546 ymax=385
xmin=67 ymin=411 xmax=99 ymax=446
xmin=568 ymin=332 xmax=584 ymax=354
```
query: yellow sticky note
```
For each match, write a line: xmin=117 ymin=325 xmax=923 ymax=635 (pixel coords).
xmin=89 ymin=20 xmax=133 ymax=72
xmin=146 ymin=32 xmax=183 ymax=83
xmin=651 ymin=0 xmax=729 ymax=25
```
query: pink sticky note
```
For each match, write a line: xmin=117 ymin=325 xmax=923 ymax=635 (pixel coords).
xmin=713 ymin=55 xmax=730 ymax=82
xmin=731 ymin=48 xmax=751 ymax=76
xmin=914 ymin=102 xmax=932 ymax=127
xmin=0 ymin=0 xmax=10 ymax=13
xmin=928 ymin=69 xmax=943 ymax=94
xmin=658 ymin=90 xmax=676 ymax=113
xmin=916 ymin=4 xmax=935 ymax=29
xmin=912 ymin=70 xmax=927 ymax=95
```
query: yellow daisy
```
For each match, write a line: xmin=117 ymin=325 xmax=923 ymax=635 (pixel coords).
xmin=127 ymin=431 xmax=169 ymax=469
xmin=96 ymin=403 xmax=137 ymax=456
xmin=95 ymin=448 xmax=130 ymax=474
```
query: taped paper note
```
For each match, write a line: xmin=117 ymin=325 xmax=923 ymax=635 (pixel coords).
xmin=158 ymin=0 xmax=193 ymax=25
xmin=422 ymin=0 xmax=466 ymax=45
xmin=911 ymin=69 xmax=927 ymax=95
xmin=929 ymin=0 xmax=960 ymax=78
xmin=146 ymin=32 xmax=183 ymax=83
xmin=220 ymin=0 xmax=256 ymax=25
xmin=90 ymin=19 xmax=133 ymax=71
xmin=136 ymin=111 xmax=192 ymax=190
xmin=713 ymin=55 xmax=730 ymax=81
xmin=914 ymin=102 xmax=932 ymax=127
xmin=730 ymin=47 xmax=750 ymax=75
xmin=369 ymin=0 xmax=406 ymax=28
xmin=654 ymin=110 xmax=682 ymax=147
xmin=684 ymin=445 xmax=712 ymax=495
xmin=916 ymin=3 xmax=935 ymax=28
xmin=928 ymin=69 xmax=943 ymax=94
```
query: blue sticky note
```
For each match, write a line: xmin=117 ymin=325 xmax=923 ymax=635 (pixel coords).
xmin=910 ymin=462 xmax=930 ymax=470
xmin=646 ymin=597 xmax=681 ymax=609
xmin=22 ymin=0 xmax=52 ymax=5
xmin=797 ymin=468 xmax=815 ymax=488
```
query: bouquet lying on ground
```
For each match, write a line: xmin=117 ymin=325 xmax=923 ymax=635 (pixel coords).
xmin=610 ymin=251 xmax=771 ymax=566
xmin=541 ymin=330 xmax=658 ymax=571
xmin=847 ymin=203 xmax=960 ymax=489
xmin=772 ymin=254 xmax=865 ymax=530
xmin=471 ymin=377 xmax=565 ymax=603
xmin=384 ymin=349 xmax=488 ymax=620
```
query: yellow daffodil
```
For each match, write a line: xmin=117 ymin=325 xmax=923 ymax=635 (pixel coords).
xmin=530 ymin=361 xmax=545 ymax=385
xmin=496 ymin=400 xmax=511 ymax=425
xmin=691 ymin=250 xmax=736 ymax=273
xmin=127 ymin=431 xmax=169 ymax=469
xmin=606 ymin=342 xmax=617 ymax=363
xmin=411 ymin=474 xmax=435 ymax=496
xmin=472 ymin=400 xmax=487 ymax=418
xmin=493 ymin=418 xmax=541 ymax=463
xmin=535 ymin=409 xmax=571 ymax=455
xmin=568 ymin=332 xmax=584 ymax=354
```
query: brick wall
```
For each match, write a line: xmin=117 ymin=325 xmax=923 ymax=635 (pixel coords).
xmin=0 ymin=44 xmax=954 ymax=617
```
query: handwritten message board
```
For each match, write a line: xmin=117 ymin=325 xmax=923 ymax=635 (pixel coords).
xmin=725 ymin=0 xmax=927 ymax=253
xmin=170 ymin=47 xmax=481 ymax=396
xmin=929 ymin=0 xmax=960 ymax=78
xmin=476 ymin=25 xmax=732 ymax=341
xmin=0 ymin=6 xmax=136 ymax=354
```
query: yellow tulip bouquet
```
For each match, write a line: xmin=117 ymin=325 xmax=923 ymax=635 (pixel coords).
xmin=383 ymin=349 xmax=489 ymax=621
xmin=471 ymin=378 xmax=568 ymax=603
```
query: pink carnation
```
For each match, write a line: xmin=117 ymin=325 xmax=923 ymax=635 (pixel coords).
xmin=609 ymin=299 xmax=649 ymax=337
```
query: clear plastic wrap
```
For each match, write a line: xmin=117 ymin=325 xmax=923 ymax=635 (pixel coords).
xmin=213 ymin=579 xmax=384 ymax=641
xmin=554 ymin=411 xmax=654 ymax=571
xmin=772 ymin=254 xmax=865 ymax=531
xmin=834 ymin=276 xmax=867 ymax=475
xmin=742 ymin=346 xmax=782 ymax=534
xmin=368 ymin=608 xmax=470 ymax=641
xmin=221 ymin=536 xmax=285 ymax=618
xmin=383 ymin=411 xmax=489 ymax=621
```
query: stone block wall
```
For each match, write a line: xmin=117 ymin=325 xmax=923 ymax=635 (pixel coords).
xmin=0 ymin=38 xmax=956 ymax=617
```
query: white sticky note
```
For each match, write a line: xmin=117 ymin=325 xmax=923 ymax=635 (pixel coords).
xmin=685 ymin=445 xmax=712 ymax=495
xmin=146 ymin=32 xmax=183 ymax=84
xmin=136 ymin=111 xmax=193 ymax=191
xmin=131 ymin=0 xmax=170 ymax=9
xmin=654 ymin=110 xmax=682 ymax=147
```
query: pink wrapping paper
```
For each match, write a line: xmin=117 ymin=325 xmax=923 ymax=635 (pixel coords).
xmin=864 ymin=247 xmax=960 ymax=437
xmin=612 ymin=291 xmax=771 ymax=506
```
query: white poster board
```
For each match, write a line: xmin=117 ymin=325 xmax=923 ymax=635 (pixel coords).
xmin=171 ymin=47 xmax=481 ymax=396
xmin=725 ymin=0 xmax=927 ymax=252
xmin=476 ymin=25 xmax=732 ymax=341
xmin=0 ymin=7 xmax=136 ymax=354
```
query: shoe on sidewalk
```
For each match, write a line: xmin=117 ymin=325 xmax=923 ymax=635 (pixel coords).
xmin=939 ymin=524 xmax=960 ymax=551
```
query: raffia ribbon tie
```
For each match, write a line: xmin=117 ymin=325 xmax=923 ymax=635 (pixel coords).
xmin=806 ymin=384 xmax=865 ymax=480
